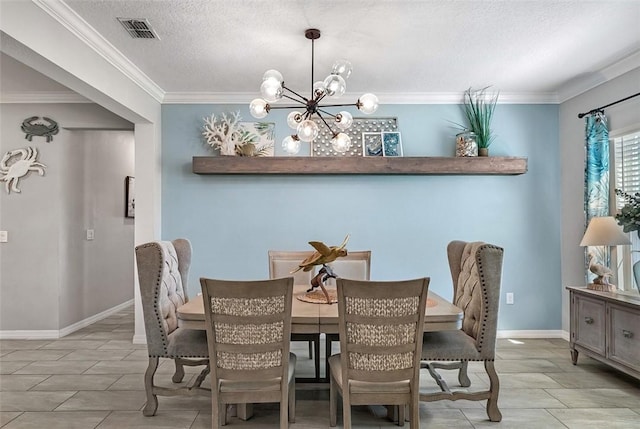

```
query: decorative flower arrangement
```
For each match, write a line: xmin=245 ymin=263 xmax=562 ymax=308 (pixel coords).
xmin=615 ymin=188 xmax=640 ymax=235
xmin=202 ymin=111 xmax=274 ymax=156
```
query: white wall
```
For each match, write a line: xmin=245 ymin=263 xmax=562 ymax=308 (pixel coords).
xmin=0 ymin=103 xmax=134 ymax=333
xmin=559 ymin=67 xmax=640 ymax=331
xmin=59 ymin=129 xmax=135 ymax=329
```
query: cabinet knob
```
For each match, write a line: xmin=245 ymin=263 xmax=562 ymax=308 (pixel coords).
xmin=584 ymin=317 xmax=594 ymax=325
xmin=622 ymin=330 xmax=633 ymax=338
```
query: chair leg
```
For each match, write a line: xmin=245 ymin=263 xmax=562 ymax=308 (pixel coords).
xmin=172 ymin=358 xmax=185 ymax=383
xmin=397 ymin=404 xmax=405 ymax=426
xmin=143 ymin=357 xmax=159 ymax=416
xmin=342 ymin=393 xmax=352 ymax=429
xmin=280 ymin=388 xmax=288 ymax=429
xmin=329 ymin=372 xmax=337 ymax=427
xmin=458 ymin=360 xmax=471 ymax=387
xmin=410 ymin=398 xmax=419 ymax=429
xmin=288 ymin=377 xmax=296 ymax=423
xmin=485 ymin=360 xmax=502 ymax=422
xmin=212 ymin=395 xmax=221 ymax=429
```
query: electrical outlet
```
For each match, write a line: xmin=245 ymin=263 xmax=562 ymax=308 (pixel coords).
xmin=86 ymin=229 xmax=94 ymax=241
xmin=0 ymin=230 xmax=7 ymax=243
xmin=506 ymin=292 xmax=514 ymax=305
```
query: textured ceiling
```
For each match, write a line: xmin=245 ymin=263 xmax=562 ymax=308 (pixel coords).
xmin=4 ymin=1 xmax=640 ymax=101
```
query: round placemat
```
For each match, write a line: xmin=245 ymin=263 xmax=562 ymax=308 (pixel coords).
xmin=296 ymin=289 xmax=337 ymax=304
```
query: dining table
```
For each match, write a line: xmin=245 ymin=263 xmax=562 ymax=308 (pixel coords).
xmin=177 ymin=284 xmax=463 ymax=333
xmin=176 ymin=284 xmax=463 ymax=420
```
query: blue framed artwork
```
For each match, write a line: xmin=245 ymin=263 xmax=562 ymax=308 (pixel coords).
xmin=362 ymin=132 xmax=383 ymax=156
xmin=382 ymin=131 xmax=402 ymax=157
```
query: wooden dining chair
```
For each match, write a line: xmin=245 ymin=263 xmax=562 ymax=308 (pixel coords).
xmin=419 ymin=241 xmax=504 ymax=422
xmin=329 ymin=277 xmax=430 ymax=429
xmin=200 ymin=277 xmax=296 ymax=429
xmin=323 ymin=250 xmax=371 ymax=379
xmin=268 ymin=250 xmax=321 ymax=381
xmin=135 ymin=239 xmax=209 ymax=416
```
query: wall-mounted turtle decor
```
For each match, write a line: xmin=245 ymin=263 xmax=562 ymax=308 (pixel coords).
xmin=21 ymin=116 xmax=59 ymax=142
xmin=0 ymin=147 xmax=47 ymax=194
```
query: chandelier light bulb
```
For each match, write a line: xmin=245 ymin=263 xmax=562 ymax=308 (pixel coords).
xmin=331 ymin=132 xmax=352 ymax=153
xmin=282 ymin=135 xmax=301 ymax=154
xmin=313 ymin=81 xmax=326 ymax=98
xmin=260 ymin=80 xmax=283 ymax=103
xmin=297 ymin=120 xmax=319 ymax=142
xmin=249 ymin=98 xmax=269 ymax=119
xmin=358 ymin=93 xmax=379 ymax=114
xmin=262 ymin=69 xmax=283 ymax=84
xmin=335 ymin=111 xmax=353 ymax=130
xmin=331 ymin=59 xmax=352 ymax=79
xmin=323 ymin=74 xmax=346 ymax=97
xmin=286 ymin=111 xmax=303 ymax=129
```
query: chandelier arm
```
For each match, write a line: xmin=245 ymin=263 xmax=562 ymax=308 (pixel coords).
xmin=317 ymin=103 xmax=359 ymax=109
xmin=282 ymin=85 xmax=309 ymax=103
xmin=281 ymin=94 xmax=306 ymax=104
xmin=316 ymin=112 xmax=338 ymax=137
xmin=316 ymin=108 xmax=337 ymax=118
xmin=266 ymin=105 xmax=305 ymax=110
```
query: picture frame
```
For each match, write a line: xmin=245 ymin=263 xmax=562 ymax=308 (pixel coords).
xmin=362 ymin=132 xmax=383 ymax=156
xmin=237 ymin=122 xmax=275 ymax=156
xmin=125 ymin=176 xmax=135 ymax=218
xmin=382 ymin=131 xmax=403 ymax=157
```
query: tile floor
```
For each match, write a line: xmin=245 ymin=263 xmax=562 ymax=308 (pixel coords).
xmin=1 ymin=306 xmax=639 ymax=428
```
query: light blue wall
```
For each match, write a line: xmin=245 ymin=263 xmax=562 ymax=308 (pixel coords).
xmin=162 ymin=103 xmax=561 ymax=330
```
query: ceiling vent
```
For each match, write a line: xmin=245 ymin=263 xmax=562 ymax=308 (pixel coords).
xmin=117 ymin=18 xmax=159 ymax=39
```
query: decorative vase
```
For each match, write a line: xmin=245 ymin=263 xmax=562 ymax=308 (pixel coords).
xmin=478 ymin=147 xmax=489 ymax=157
xmin=455 ymin=131 xmax=477 ymax=157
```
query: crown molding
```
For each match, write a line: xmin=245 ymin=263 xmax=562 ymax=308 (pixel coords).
xmin=33 ymin=0 xmax=165 ymax=103
xmin=558 ymin=50 xmax=640 ymax=103
xmin=163 ymin=91 xmax=560 ymax=105
xmin=0 ymin=91 xmax=91 ymax=103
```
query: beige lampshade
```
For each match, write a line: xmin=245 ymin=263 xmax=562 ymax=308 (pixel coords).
xmin=580 ymin=216 xmax=632 ymax=246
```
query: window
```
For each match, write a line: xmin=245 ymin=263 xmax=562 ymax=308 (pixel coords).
xmin=612 ymin=130 xmax=640 ymax=290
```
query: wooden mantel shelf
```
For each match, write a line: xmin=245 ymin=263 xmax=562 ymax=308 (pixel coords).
xmin=192 ymin=156 xmax=528 ymax=175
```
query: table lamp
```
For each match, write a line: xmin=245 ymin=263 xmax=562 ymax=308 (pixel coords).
xmin=580 ymin=216 xmax=631 ymax=291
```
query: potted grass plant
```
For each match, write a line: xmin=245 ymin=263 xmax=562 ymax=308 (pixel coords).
xmin=461 ymin=87 xmax=499 ymax=156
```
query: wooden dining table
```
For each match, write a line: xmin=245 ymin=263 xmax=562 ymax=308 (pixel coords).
xmin=177 ymin=284 xmax=463 ymax=333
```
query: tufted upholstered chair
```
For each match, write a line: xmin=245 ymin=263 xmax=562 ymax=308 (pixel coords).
xmin=268 ymin=250 xmax=321 ymax=381
xmin=200 ymin=277 xmax=296 ymax=429
xmin=329 ymin=277 xmax=430 ymax=429
xmin=419 ymin=240 xmax=504 ymax=422
xmin=135 ymin=239 xmax=209 ymax=417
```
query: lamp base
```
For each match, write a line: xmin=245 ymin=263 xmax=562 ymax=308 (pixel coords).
xmin=587 ymin=283 xmax=617 ymax=292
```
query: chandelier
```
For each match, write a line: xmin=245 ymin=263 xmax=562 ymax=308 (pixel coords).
xmin=249 ymin=28 xmax=379 ymax=155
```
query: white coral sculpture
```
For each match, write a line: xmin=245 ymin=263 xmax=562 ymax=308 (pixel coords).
xmin=202 ymin=111 xmax=243 ymax=156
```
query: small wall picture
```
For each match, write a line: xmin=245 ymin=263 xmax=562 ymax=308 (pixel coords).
xmin=125 ymin=176 xmax=135 ymax=218
xmin=382 ymin=131 xmax=403 ymax=157
xmin=362 ymin=132 xmax=383 ymax=156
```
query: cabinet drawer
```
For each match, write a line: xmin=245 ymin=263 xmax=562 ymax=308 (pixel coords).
xmin=609 ymin=304 xmax=640 ymax=373
xmin=574 ymin=294 xmax=606 ymax=354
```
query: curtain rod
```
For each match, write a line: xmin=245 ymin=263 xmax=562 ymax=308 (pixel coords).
xmin=578 ymin=91 xmax=640 ymax=118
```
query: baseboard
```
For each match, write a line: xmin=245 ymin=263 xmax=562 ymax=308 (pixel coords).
xmin=0 ymin=330 xmax=61 ymax=339
xmin=497 ymin=330 xmax=568 ymax=340
xmin=132 ymin=333 xmax=147 ymax=345
xmin=0 ymin=299 xmax=134 ymax=340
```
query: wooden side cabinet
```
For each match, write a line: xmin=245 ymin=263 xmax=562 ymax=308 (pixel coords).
xmin=567 ymin=286 xmax=640 ymax=380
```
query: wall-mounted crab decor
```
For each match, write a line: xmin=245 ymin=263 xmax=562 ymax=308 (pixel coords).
xmin=0 ymin=147 xmax=47 ymax=194
xmin=21 ymin=116 xmax=59 ymax=142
